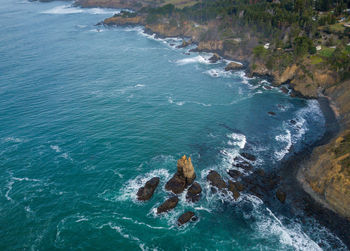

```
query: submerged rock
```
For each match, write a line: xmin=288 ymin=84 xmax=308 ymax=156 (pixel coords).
xmin=209 ymin=53 xmax=221 ymax=63
xmin=186 ymin=182 xmax=202 ymax=202
xmin=165 ymin=155 xmax=196 ymax=194
xmin=225 ymin=62 xmax=243 ymax=71
xmin=207 ymin=170 xmax=227 ymax=191
xmin=234 ymin=181 xmax=245 ymax=191
xmin=157 ymin=196 xmax=179 ymax=214
xmin=177 ymin=211 xmax=196 ymax=225
xmin=276 ymin=189 xmax=286 ymax=203
xmin=233 ymin=156 xmax=254 ymax=170
xmin=268 ymin=111 xmax=276 ymax=116
xmin=228 ymin=169 xmax=242 ymax=179
xmin=240 ymin=153 xmax=257 ymax=161
xmin=228 ymin=180 xmax=240 ymax=200
xmin=137 ymin=177 xmax=160 ymax=201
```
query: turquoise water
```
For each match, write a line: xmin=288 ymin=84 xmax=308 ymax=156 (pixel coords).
xmin=0 ymin=1 xmax=347 ymax=250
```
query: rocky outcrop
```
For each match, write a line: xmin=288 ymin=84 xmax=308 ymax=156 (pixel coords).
xmin=227 ymin=169 xmax=242 ymax=179
xmin=157 ymin=196 xmax=179 ymax=214
xmin=186 ymin=182 xmax=202 ymax=202
xmin=177 ymin=211 xmax=196 ymax=225
xmin=207 ymin=170 xmax=227 ymax=191
xmin=225 ymin=62 xmax=244 ymax=71
xmin=191 ymin=40 xmax=223 ymax=52
xmin=228 ymin=180 xmax=240 ymax=200
xmin=276 ymin=189 xmax=286 ymax=203
xmin=177 ymin=39 xmax=192 ymax=48
xmin=209 ymin=53 xmax=221 ymax=63
xmin=137 ymin=177 xmax=160 ymax=201
xmin=103 ymin=15 xmax=144 ymax=26
xmin=165 ymin=155 xmax=196 ymax=194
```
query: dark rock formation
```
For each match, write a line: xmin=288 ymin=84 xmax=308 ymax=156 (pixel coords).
xmin=177 ymin=39 xmax=192 ymax=48
xmin=157 ymin=196 xmax=179 ymax=214
xmin=233 ymin=181 xmax=245 ymax=191
xmin=207 ymin=170 xmax=227 ymax=191
xmin=186 ymin=182 xmax=202 ymax=202
xmin=268 ymin=111 xmax=276 ymax=116
xmin=228 ymin=169 xmax=242 ymax=179
xmin=177 ymin=211 xmax=196 ymax=225
xmin=228 ymin=180 xmax=240 ymax=200
xmin=209 ymin=53 xmax=221 ymax=63
xmin=165 ymin=155 xmax=196 ymax=194
xmin=137 ymin=177 xmax=160 ymax=201
xmin=233 ymin=156 xmax=254 ymax=170
xmin=225 ymin=62 xmax=243 ymax=71
xmin=240 ymin=153 xmax=257 ymax=161
xmin=276 ymin=189 xmax=286 ymax=203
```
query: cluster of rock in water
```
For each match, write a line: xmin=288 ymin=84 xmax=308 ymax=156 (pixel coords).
xmin=136 ymin=154 xmax=286 ymax=226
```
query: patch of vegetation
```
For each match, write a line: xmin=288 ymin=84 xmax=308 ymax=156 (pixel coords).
xmin=310 ymin=55 xmax=324 ymax=64
xmin=319 ymin=47 xmax=336 ymax=58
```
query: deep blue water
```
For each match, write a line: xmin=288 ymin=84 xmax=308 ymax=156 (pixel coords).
xmin=0 ymin=1 xmax=347 ymax=250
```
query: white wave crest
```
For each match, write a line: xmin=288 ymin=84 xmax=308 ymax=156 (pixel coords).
xmin=176 ymin=55 xmax=211 ymax=65
xmin=227 ymin=133 xmax=246 ymax=149
xmin=50 ymin=145 xmax=61 ymax=153
xmin=274 ymin=129 xmax=292 ymax=160
xmin=41 ymin=5 xmax=120 ymax=15
xmin=205 ymin=68 xmax=232 ymax=78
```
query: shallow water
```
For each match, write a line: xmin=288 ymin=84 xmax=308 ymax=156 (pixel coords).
xmin=0 ymin=1 xmax=347 ymax=250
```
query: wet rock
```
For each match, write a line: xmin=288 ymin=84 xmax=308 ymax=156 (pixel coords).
xmin=165 ymin=155 xmax=196 ymax=194
xmin=177 ymin=39 xmax=192 ymax=48
xmin=240 ymin=153 xmax=257 ymax=161
xmin=207 ymin=170 xmax=227 ymax=190
xmin=254 ymin=168 xmax=265 ymax=177
xmin=228 ymin=169 xmax=242 ymax=179
xmin=290 ymin=119 xmax=297 ymax=125
xmin=209 ymin=53 xmax=221 ymax=63
xmin=233 ymin=156 xmax=254 ymax=170
xmin=228 ymin=180 xmax=240 ymax=200
xmin=225 ymin=62 xmax=243 ymax=71
xmin=177 ymin=211 xmax=196 ymax=225
xmin=249 ymin=185 xmax=264 ymax=199
xmin=157 ymin=196 xmax=179 ymax=214
xmin=186 ymin=182 xmax=202 ymax=202
xmin=165 ymin=173 xmax=186 ymax=194
xmin=276 ymin=189 xmax=286 ymax=203
xmin=263 ymin=85 xmax=272 ymax=90
xmin=268 ymin=111 xmax=276 ymax=116
xmin=234 ymin=181 xmax=245 ymax=191
xmin=280 ymin=86 xmax=289 ymax=94
xmin=137 ymin=177 xmax=160 ymax=201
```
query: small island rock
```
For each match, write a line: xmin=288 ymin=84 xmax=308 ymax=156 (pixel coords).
xmin=177 ymin=211 xmax=196 ymax=225
xmin=157 ymin=196 xmax=179 ymax=214
xmin=186 ymin=182 xmax=202 ymax=202
xmin=207 ymin=170 xmax=227 ymax=190
xmin=225 ymin=62 xmax=243 ymax=71
xmin=137 ymin=177 xmax=160 ymax=201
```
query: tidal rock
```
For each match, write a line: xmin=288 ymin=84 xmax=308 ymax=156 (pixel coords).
xmin=228 ymin=169 xmax=242 ymax=179
xmin=157 ymin=196 xmax=179 ymax=214
xmin=165 ymin=173 xmax=186 ymax=194
xmin=177 ymin=211 xmax=196 ymax=225
xmin=137 ymin=177 xmax=160 ymax=201
xmin=228 ymin=180 xmax=240 ymax=200
xmin=290 ymin=119 xmax=297 ymax=125
xmin=276 ymin=189 xmax=286 ymax=203
xmin=234 ymin=181 xmax=245 ymax=191
xmin=207 ymin=170 xmax=227 ymax=190
xmin=233 ymin=157 xmax=254 ymax=170
xmin=165 ymin=155 xmax=196 ymax=194
xmin=177 ymin=39 xmax=192 ymax=48
xmin=268 ymin=111 xmax=276 ymax=116
xmin=225 ymin=62 xmax=243 ymax=71
xmin=209 ymin=53 xmax=221 ymax=63
xmin=254 ymin=168 xmax=265 ymax=177
xmin=280 ymin=86 xmax=289 ymax=94
xmin=240 ymin=153 xmax=257 ymax=161
xmin=186 ymin=182 xmax=202 ymax=202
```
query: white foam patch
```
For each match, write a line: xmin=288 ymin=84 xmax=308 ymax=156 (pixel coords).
xmin=227 ymin=133 xmax=246 ymax=149
xmin=167 ymin=96 xmax=211 ymax=107
xmin=50 ymin=145 xmax=61 ymax=153
xmin=234 ymin=70 xmax=255 ymax=85
xmin=3 ymin=137 xmax=24 ymax=143
xmin=205 ymin=68 xmax=232 ymax=78
xmin=274 ymin=129 xmax=292 ymax=161
xmin=176 ymin=55 xmax=211 ymax=65
xmin=41 ymin=5 xmax=121 ymax=15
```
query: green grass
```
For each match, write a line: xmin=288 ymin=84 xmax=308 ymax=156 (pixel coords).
xmin=329 ymin=23 xmax=346 ymax=33
xmin=162 ymin=0 xmax=198 ymax=8
xmin=310 ymin=55 xmax=324 ymax=64
xmin=319 ymin=47 xmax=335 ymax=58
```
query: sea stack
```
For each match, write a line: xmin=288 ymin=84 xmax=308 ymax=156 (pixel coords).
xmin=165 ymin=155 xmax=196 ymax=194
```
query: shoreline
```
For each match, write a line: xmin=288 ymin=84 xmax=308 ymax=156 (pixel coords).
xmin=278 ymin=97 xmax=350 ymax=248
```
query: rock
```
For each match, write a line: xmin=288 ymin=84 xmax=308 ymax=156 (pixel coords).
xmin=234 ymin=181 xmax=245 ymax=191
xmin=177 ymin=211 xmax=196 ymax=225
xmin=209 ymin=53 xmax=221 ymax=63
xmin=228 ymin=169 xmax=242 ymax=179
xmin=137 ymin=177 xmax=160 ymax=201
xmin=290 ymin=119 xmax=297 ymax=125
xmin=177 ymin=40 xmax=192 ymax=48
xmin=254 ymin=168 xmax=265 ymax=177
xmin=225 ymin=62 xmax=243 ymax=71
xmin=228 ymin=180 xmax=240 ymax=200
xmin=233 ymin=156 xmax=254 ymax=170
xmin=186 ymin=182 xmax=202 ymax=202
xmin=207 ymin=170 xmax=227 ymax=190
xmin=177 ymin=155 xmax=196 ymax=185
xmin=157 ymin=196 xmax=179 ymax=214
xmin=280 ymin=86 xmax=289 ymax=94
xmin=268 ymin=111 xmax=276 ymax=116
xmin=263 ymin=85 xmax=272 ymax=90
xmin=165 ymin=155 xmax=196 ymax=194
xmin=165 ymin=173 xmax=186 ymax=194
xmin=240 ymin=153 xmax=257 ymax=161
xmin=276 ymin=189 xmax=286 ymax=203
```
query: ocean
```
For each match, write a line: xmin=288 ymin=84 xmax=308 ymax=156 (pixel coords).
xmin=0 ymin=1 xmax=347 ymax=250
